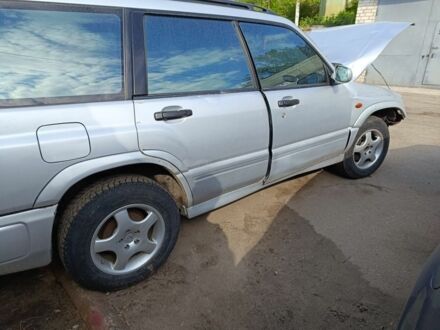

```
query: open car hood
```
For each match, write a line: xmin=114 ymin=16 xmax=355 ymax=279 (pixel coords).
xmin=308 ymin=22 xmax=411 ymax=80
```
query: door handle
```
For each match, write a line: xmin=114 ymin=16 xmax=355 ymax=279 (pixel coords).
xmin=278 ymin=98 xmax=300 ymax=108
xmin=154 ymin=109 xmax=193 ymax=121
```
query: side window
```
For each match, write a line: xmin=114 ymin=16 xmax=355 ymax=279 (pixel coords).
xmin=0 ymin=6 xmax=123 ymax=106
xmin=144 ymin=16 xmax=254 ymax=95
xmin=240 ymin=23 xmax=328 ymax=89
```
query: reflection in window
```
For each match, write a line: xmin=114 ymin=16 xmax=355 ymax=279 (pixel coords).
xmin=240 ymin=23 xmax=327 ymax=89
xmin=145 ymin=16 xmax=253 ymax=95
xmin=0 ymin=8 xmax=123 ymax=102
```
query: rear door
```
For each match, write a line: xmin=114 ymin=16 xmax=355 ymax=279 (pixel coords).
xmin=240 ymin=23 xmax=352 ymax=183
xmin=133 ymin=14 xmax=270 ymax=205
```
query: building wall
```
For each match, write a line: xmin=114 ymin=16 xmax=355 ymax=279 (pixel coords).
xmin=331 ymin=0 xmax=439 ymax=87
xmin=320 ymin=0 xmax=347 ymax=17
xmin=360 ymin=0 xmax=440 ymax=87
xmin=355 ymin=0 xmax=378 ymax=82
xmin=356 ymin=0 xmax=378 ymax=24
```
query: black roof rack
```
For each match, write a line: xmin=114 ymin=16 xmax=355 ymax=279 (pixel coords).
xmin=179 ymin=0 xmax=277 ymax=15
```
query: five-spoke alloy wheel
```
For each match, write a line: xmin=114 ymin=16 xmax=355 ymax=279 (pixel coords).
xmin=353 ymin=129 xmax=384 ymax=170
xmin=91 ymin=204 xmax=166 ymax=275
xmin=329 ymin=116 xmax=390 ymax=179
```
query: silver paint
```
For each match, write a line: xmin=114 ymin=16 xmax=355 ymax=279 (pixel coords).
xmin=0 ymin=0 xmax=406 ymax=276
xmin=90 ymin=204 xmax=165 ymax=275
xmin=37 ymin=123 xmax=91 ymax=163
xmin=0 ymin=206 xmax=56 ymax=275
xmin=309 ymin=22 xmax=411 ymax=80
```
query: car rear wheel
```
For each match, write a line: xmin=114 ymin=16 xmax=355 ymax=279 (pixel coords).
xmin=57 ymin=175 xmax=180 ymax=292
xmin=330 ymin=116 xmax=390 ymax=179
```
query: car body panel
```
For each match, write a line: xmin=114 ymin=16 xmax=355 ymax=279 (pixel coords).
xmin=264 ymin=84 xmax=352 ymax=183
xmin=34 ymin=151 xmax=194 ymax=209
xmin=308 ymin=22 xmax=412 ymax=80
xmin=134 ymin=92 xmax=270 ymax=205
xmin=346 ymin=82 xmax=407 ymax=127
xmin=0 ymin=206 xmax=56 ymax=275
xmin=37 ymin=123 xmax=91 ymax=163
xmin=186 ymin=152 xmax=345 ymax=219
xmin=0 ymin=101 xmax=138 ymax=216
xmin=398 ymin=245 xmax=440 ymax=330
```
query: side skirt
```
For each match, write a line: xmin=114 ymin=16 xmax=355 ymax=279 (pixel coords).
xmin=185 ymin=153 xmax=344 ymax=219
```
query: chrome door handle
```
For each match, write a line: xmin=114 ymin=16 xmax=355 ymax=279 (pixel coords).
xmin=154 ymin=109 xmax=193 ymax=121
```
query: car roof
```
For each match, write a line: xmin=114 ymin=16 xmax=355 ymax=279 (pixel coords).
xmin=20 ymin=0 xmax=293 ymax=26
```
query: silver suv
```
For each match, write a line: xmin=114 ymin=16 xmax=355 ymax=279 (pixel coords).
xmin=0 ymin=0 xmax=406 ymax=291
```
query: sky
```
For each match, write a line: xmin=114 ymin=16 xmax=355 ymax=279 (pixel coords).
xmin=0 ymin=8 xmax=123 ymax=101
xmin=145 ymin=16 xmax=253 ymax=94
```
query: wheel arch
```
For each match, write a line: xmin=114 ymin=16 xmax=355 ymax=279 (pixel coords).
xmin=34 ymin=152 xmax=193 ymax=216
xmin=353 ymin=102 xmax=406 ymax=128
xmin=371 ymin=107 xmax=405 ymax=126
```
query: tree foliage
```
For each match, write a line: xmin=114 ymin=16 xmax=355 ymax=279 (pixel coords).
xmin=241 ymin=0 xmax=358 ymax=29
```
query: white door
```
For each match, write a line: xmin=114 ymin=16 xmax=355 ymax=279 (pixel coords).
xmin=423 ymin=22 xmax=440 ymax=86
xmin=240 ymin=23 xmax=352 ymax=183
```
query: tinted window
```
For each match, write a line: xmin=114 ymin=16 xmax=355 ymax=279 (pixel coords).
xmin=240 ymin=23 xmax=327 ymax=89
xmin=0 ymin=7 xmax=123 ymax=104
xmin=145 ymin=16 xmax=253 ymax=95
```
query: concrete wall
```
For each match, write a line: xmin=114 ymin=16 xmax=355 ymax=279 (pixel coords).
xmin=362 ymin=0 xmax=440 ymax=87
xmin=320 ymin=0 xmax=347 ymax=17
xmin=355 ymin=0 xmax=379 ymax=82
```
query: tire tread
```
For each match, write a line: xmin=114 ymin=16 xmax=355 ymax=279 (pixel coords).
xmin=57 ymin=175 xmax=178 ymax=290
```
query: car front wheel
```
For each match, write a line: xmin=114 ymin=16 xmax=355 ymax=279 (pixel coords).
xmin=330 ymin=116 xmax=390 ymax=179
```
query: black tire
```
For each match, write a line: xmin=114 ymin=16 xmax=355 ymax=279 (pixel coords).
xmin=57 ymin=175 xmax=180 ymax=292
xmin=329 ymin=116 xmax=390 ymax=179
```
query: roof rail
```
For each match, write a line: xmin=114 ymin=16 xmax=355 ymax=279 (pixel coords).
xmin=179 ymin=0 xmax=277 ymax=15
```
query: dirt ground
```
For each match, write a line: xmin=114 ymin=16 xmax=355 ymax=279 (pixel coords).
xmin=0 ymin=268 xmax=85 ymax=330
xmin=0 ymin=90 xmax=439 ymax=329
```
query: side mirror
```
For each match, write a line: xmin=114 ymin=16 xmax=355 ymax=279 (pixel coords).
xmin=331 ymin=64 xmax=353 ymax=84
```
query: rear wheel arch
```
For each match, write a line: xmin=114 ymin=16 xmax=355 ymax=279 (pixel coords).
xmin=54 ymin=163 xmax=190 ymax=220
xmin=50 ymin=162 xmax=190 ymax=267
xmin=34 ymin=152 xmax=193 ymax=212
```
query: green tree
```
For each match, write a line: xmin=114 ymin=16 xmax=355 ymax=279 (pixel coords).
xmin=242 ymin=0 xmax=358 ymax=29
xmin=242 ymin=0 xmax=321 ymax=23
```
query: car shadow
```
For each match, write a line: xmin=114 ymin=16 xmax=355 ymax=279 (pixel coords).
xmin=101 ymin=144 xmax=440 ymax=329
xmin=2 ymin=145 xmax=438 ymax=330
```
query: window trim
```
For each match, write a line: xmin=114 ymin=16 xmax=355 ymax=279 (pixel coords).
xmin=0 ymin=0 xmax=127 ymax=109
xmin=134 ymin=13 xmax=260 ymax=98
xmin=238 ymin=21 xmax=331 ymax=92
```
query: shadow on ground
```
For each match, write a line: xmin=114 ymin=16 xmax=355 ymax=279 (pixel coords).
xmin=103 ymin=144 xmax=439 ymax=329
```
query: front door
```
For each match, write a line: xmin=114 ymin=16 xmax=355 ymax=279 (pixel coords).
xmin=133 ymin=14 xmax=270 ymax=205
xmin=240 ymin=23 xmax=352 ymax=183
xmin=423 ymin=22 xmax=440 ymax=86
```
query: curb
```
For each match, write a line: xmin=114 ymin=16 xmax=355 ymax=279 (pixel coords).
xmin=53 ymin=266 xmax=128 ymax=330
